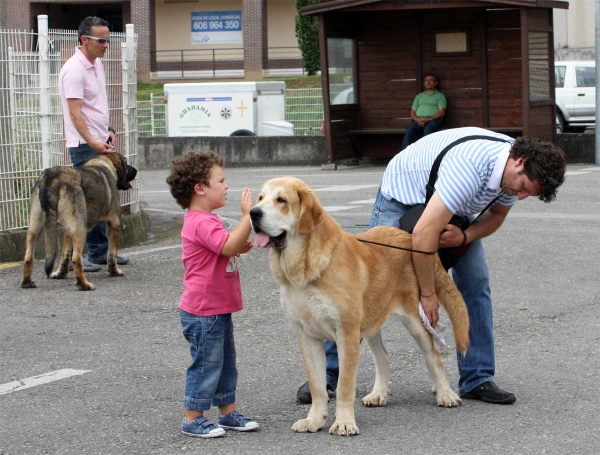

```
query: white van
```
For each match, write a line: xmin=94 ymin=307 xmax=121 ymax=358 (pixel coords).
xmin=555 ymin=61 xmax=596 ymax=133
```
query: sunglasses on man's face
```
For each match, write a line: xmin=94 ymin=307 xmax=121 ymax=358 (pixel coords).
xmin=84 ymin=35 xmax=110 ymax=44
xmin=528 ymin=159 xmax=559 ymax=189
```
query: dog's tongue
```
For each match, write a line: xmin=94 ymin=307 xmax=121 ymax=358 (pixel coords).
xmin=253 ymin=232 xmax=270 ymax=248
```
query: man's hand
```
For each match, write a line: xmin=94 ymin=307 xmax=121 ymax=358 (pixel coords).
xmin=439 ymin=223 xmax=465 ymax=248
xmin=421 ymin=293 xmax=440 ymax=327
xmin=89 ymin=139 xmax=115 ymax=154
xmin=108 ymin=129 xmax=117 ymax=146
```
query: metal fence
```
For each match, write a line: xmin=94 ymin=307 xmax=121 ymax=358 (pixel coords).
xmin=138 ymin=94 xmax=166 ymax=137
xmin=0 ymin=16 xmax=139 ymax=232
xmin=285 ymin=88 xmax=324 ymax=136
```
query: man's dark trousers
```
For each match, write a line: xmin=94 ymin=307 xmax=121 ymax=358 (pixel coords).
xmin=401 ymin=118 xmax=444 ymax=150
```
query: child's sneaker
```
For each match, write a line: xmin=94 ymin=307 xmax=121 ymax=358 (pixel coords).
xmin=218 ymin=411 xmax=259 ymax=432
xmin=181 ymin=417 xmax=225 ymax=438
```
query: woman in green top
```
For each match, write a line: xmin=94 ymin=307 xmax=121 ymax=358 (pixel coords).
xmin=401 ymin=74 xmax=447 ymax=150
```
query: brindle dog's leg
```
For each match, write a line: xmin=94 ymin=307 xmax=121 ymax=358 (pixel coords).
xmin=106 ymin=215 xmax=123 ymax=277
xmin=21 ymin=221 xmax=42 ymax=288
xmin=21 ymin=187 xmax=44 ymax=288
xmin=71 ymin=228 xmax=95 ymax=291
xmin=49 ymin=233 xmax=72 ymax=279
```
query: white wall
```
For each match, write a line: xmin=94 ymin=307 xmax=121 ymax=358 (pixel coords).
xmin=554 ymin=0 xmax=595 ymax=50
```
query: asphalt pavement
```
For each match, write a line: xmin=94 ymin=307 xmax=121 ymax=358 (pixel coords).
xmin=1 ymin=164 xmax=599 ymax=455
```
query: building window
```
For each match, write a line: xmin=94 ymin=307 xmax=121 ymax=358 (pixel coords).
xmin=434 ymin=30 xmax=470 ymax=56
xmin=529 ymin=32 xmax=550 ymax=101
xmin=327 ymin=38 xmax=355 ymax=105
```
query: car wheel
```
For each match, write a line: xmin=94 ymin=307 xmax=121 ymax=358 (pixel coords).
xmin=556 ymin=112 xmax=566 ymax=134
xmin=229 ymin=129 xmax=256 ymax=137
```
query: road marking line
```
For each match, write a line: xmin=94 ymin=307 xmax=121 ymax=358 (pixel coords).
xmin=314 ymin=184 xmax=379 ymax=192
xmin=580 ymin=167 xmax=600 ymax=172
xmin=565 ymin=171 xmax=589 ymax=176
xmin=126 ymin=245 xmax=182 ymax=256
xmin=145 ymin=208 xmax=184 ymax=215
xmin=0 ymin=369 xmax=91 ymax=396
xmin=350 ymin=198 xmax=376 ymax=204
xmin=0 ymin=262 xmax=20 ymax=270
xmin=323 ymin=206 xmax=355 ymax=212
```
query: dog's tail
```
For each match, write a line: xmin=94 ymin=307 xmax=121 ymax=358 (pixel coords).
xmin=434 ymin=259 xmax=469 ymax=355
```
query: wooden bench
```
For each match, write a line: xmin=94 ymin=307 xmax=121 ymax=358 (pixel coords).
xmin=347 ymin=126 xmax=524 ymax=156
xmin=348 ymin=128 xmax=407 ymax=155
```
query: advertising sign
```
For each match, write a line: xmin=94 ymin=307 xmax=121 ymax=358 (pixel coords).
xmin=167 ymin=92 xmax=254 ymax=137
xmin=191 ymin=11 xmax=242 ymax=45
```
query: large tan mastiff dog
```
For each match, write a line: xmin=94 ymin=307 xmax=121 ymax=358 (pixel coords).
xmin=250 ymin=177 xmax=469 ymax=436
xmin=20 ymin=153 xmax=137 ymax=291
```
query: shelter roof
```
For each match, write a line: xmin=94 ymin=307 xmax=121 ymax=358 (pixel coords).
xmin=302 ymin=0 xmax=569 ymax=15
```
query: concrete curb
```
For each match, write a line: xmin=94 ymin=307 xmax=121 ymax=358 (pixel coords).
xmin=0 ymin=211 xmax=150 ymax=264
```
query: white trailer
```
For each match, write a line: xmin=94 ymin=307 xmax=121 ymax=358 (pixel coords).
xmin=164 ymin=81 xmax=294 ymax=137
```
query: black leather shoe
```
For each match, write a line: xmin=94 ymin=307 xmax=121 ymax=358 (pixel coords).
xmin=296 ymin=381 xmax=335 ymax=404
xmin=461 ymin=381 xmax=516 ymax=404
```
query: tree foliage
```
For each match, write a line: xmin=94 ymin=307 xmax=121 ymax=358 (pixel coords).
xmin=295 ymin=0 xmax=320 ymax=76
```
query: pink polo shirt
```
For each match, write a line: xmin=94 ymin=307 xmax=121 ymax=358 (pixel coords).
xmin=58 ymin=47 xmax=110 ymax=147
xmin=179 ymin=210 xmax=243 ymax=317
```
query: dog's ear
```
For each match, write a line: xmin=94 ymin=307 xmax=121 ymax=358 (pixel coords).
xmin=297 ymin=186 xmax=323 ymax=235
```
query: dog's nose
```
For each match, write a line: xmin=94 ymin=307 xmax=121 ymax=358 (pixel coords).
xmin=249 ymin=207 xmax=262 ymax=221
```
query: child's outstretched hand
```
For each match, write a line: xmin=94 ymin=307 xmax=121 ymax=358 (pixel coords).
xmin=240 ymin=187 xmax=253 ymax=216
xmin=237 ymin=240 xmax=253 ymax=256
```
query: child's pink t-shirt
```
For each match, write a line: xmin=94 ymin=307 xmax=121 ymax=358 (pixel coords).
xmin=178 ymin=210 xmax=243 ymax=316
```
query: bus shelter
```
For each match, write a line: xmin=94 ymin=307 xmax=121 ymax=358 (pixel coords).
xmin=303 ymin=0 xmax=569 ymax=164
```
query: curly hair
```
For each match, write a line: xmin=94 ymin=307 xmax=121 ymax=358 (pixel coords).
xmin=78 ymin=16 xmax=109 ymax=44
xmin=509 ymin=136 xmax=566 ymax=203
xmin=166 ymin=151 xmax=225 ymax=209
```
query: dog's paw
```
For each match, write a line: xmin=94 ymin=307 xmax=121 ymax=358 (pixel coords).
xmin=291 ymin=418 xmax=324 ymax=433
xmin=108 ymin=267 xmax=124 ymax=277
xmin=435 ymin=388 xmax=462 ymax=407
xmin=20 ymin=279 xmax=37 ymax=289
xmin=361 ymin=388 xmax=392 ymax=407
xmin=329 ymin=419 xmax=360 ymax=436
xmin=49 ymin=270 xmax=68 ymax=280
xmin=75 ymin=280 xmax=95 ymax=291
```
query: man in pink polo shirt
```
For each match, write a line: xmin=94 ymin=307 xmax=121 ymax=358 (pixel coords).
xmin=58 ymin=16 xmax=129 ymax=271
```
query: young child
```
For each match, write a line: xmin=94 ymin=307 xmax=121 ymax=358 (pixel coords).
xmin=166 ymin=151 xmax=258 ymax=438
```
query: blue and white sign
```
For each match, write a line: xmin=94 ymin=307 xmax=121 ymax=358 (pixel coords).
xmin=191 ymin=11 xmax=242 ymax=45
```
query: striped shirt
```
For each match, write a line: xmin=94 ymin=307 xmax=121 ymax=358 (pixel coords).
xmin=380 ymin=127 xmax=518 ymax=216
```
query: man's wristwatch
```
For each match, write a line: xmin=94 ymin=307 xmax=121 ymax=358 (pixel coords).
xmin=108 ymin=126 xmax=116 ymax=134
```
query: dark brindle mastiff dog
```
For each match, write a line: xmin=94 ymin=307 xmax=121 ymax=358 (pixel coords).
xmin=20 ymin=153 xmax=137 ymax=291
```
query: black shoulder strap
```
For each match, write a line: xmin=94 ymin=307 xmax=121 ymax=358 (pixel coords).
xmin=424 ymin=134 xmax=512 ymax=220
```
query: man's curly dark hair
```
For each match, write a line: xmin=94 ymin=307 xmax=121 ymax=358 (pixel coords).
xmin=166 ymin=151 xmax=225 ymax=209
xmin=509 ymin=136 xmax=566 ymax=203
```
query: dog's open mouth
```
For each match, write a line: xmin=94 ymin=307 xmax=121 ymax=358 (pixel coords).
xmin=253 ymin=230 xmax=286 ymax=248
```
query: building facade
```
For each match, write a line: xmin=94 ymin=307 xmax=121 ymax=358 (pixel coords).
xmin=0 ymin=0 xmax=298 ymax=81
xmin=553 ymin=0 xmax=595 ymax=61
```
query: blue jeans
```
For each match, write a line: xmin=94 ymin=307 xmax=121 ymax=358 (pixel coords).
xmin=401 ymin=118 xmax=443 ymax=151
xmin=68 ymin=143 xmax=109 ymax=259
xmin=324 ymin=188 xmax=496 ymax=395
xmin=180 ymin=310 xmax=237 ymax=410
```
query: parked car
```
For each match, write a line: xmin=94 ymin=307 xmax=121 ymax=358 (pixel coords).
xmin=555 ymin=61 xmax=596 ymax=133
